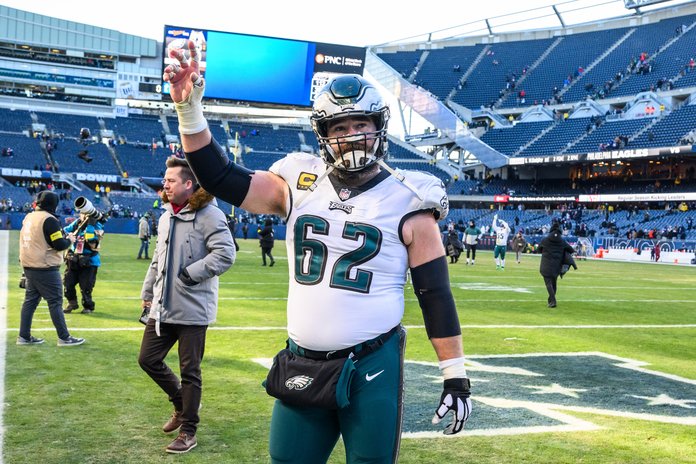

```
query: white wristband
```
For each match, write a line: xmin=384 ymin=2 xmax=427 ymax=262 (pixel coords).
xmin=439 ymin=357 xmax=468 ymax=380
xmin=174 ymin=76 xmax=207 ymax=135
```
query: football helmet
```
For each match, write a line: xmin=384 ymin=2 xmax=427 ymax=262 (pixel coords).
xmin=311 ymin=74 xmax=390 ymax=172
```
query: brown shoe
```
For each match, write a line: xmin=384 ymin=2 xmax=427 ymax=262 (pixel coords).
xmin=165 ymin=432 xmax=197 ymax=454
xmin=162 ymin=410 xmax=183 ymax=433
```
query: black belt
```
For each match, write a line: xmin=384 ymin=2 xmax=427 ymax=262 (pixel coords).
xmin=290 ymin=325 xmax=401 ymax=361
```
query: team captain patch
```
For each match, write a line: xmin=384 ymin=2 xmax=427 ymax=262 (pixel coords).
xmin=297 ymin=172 xmax=318 ymax=190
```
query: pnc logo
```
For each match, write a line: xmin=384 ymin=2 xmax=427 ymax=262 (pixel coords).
xmin=316 ymin=54 xmax=343 ymax=65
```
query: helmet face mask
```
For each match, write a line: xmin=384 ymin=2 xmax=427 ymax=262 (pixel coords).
xmin=311 ymin=74 xmax=390 ymax=172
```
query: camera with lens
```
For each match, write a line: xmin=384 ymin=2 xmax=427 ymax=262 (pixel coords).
xmin=19 ymin=272 xmax=26 ymax=289
xmin=74 ymin=196 xmax=107 ymax=223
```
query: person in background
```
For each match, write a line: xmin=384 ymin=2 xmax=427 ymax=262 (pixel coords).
xmin=62 ymin=209 xmax=105 ymax=314
xmin=257 ymin=217 xmax=275 ymax=266
xmin=492 ymin=215 xmax=511 ymax=270
xmin=444 ymin=223 xmax=463 ymax=264
xmin=538 ymin=222 xmax=575 ymax=308
xmin=463 ymin=219 xmax=482 ymax=265
xmin=511 ymin=230 xmax=527 ymax=264
xmin=137 ymin=212 xmax=151 ymax=259
xmin=165 ymin=48 xmax=471 ymax=462
xmin=227 ymin=214 xmax=240 ymax=252
xmin=18 ymin=191 xmax=85 ymax=346
xmin=138 ymin=155 xmax=235 ymax=454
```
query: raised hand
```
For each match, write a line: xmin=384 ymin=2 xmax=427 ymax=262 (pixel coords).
xmin=163 ymin=40 xmax=202 ymax=104
xmin=164 ymin=40 xmax=207 ymax=135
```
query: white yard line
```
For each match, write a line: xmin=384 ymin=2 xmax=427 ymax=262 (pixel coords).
xmin=3 ymin=324 xmax=696 ymax=333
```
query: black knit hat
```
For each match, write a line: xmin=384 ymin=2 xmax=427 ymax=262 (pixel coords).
xmin=36 ymin=191 xmax=59 ymax=213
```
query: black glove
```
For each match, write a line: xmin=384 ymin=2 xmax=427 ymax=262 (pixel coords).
xmin=177 ymin=268 xmax=196 ymax=286
xmin=432 ymin=378 xmax=472 ymax=435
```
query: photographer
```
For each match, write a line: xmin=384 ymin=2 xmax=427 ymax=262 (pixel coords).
xmin=63 ymin=197 xmax=105 ymax=314
xmin=18 ymin=191 xmax=85 ymax=346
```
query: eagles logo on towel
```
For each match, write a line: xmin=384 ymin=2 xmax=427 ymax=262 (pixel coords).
xmin=285 ymin=375 xmax=313 ymax=391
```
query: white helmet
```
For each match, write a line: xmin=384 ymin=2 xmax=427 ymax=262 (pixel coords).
xmin=311 ymin=74 xmax=390 ymax=172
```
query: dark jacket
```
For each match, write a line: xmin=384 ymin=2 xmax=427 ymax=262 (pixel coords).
xmin=538 ymin=227 xmax=575 ymax=277
xmin=258 ymin=222 xmax=275 ymax=249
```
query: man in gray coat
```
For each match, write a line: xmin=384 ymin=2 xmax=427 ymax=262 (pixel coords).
xmin=138 ymin=156 xmax=235 ymax=454
xmin=137 ymin=212 xmax=151 ymax=259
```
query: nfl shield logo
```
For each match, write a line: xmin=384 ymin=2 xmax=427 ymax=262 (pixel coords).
xmin=339 ymin=189 xmax=352 ymax=201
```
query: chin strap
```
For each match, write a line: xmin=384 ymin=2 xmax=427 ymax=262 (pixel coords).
xmin=377 ymin=159 xmax=423 ymax=200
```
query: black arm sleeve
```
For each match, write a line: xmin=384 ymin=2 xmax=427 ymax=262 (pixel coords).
xmin=411 ymin=256 xmax=462 ymax=339
xmin=43 ymin=216 xmax=70 ymax=251
xmin=184 ymin=137 xmax=254 ymax=207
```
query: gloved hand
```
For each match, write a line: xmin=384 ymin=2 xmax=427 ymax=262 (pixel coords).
xmin=432 ymin=378 xmax=472 ymax=435
xmin=178 ymin=268 xmax=197 ymax=286
xmin=163 ymin=39 xmax=207 ymax=135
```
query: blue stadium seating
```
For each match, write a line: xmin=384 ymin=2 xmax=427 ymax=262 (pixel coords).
xmin=479 ymin=121 xmax=553 ymax=155
xmin=0 ymin=108 xmax=33 ymax=133
xmin=450 ymin=39 xmax=555 ymax=109
xmin=0 ymin=133 xmax=49 ymax=170
xmin=377 ymin=50 xmax=423 ymax=78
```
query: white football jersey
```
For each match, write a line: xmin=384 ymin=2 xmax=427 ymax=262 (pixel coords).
xmin=493 ymin=220 xmax=511 ymax=247
xmin=270 ymin=153 xmax=448 ymax=350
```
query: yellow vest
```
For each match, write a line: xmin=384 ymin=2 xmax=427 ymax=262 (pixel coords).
xmin=19 ymin=210 xmax=64 ymax=268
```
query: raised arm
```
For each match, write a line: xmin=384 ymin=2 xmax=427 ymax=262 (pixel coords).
xmin=164 ymin=40 xmax=288 ymax=216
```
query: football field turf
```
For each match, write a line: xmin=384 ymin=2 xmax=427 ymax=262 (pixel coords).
xmin=2 ymin=231 xmax=695 ymax=463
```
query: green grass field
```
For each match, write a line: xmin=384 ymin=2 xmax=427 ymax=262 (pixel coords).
xmin=2 ymin=231 xmax=695 ymax=463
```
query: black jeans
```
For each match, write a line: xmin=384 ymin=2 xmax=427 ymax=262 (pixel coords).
xmin=20 ymin=267 xmax=71 ymax=340
xmin=138 ymin=320 xmax=207 ymax=435
xmin=543 ymin=275 xmax=558 ymax=305
xmin=261 ymin=246 xmax=275 ymax=265
xmin=63 ymin=265 xmax=98 ymax=311
xmin=466 ymin=244 xmax=477 ymax=260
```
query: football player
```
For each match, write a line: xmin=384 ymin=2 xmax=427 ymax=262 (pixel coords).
xmin=165 ymin=41 xmax=472 ymax=463
xmin=492 ymin=215 xmax=511 ymax=270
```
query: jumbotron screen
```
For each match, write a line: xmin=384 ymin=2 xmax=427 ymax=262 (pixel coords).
xmin=162 ymin=25 xmax=366 ymax=107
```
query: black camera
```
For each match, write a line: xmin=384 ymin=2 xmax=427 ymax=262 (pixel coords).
xmin=19 ymin=273 xmax=26 ymax=289
xmin=74 ymin=196 xmax=107 ymax=223
xmin=139 ymin=307 xmax=150 ymax=325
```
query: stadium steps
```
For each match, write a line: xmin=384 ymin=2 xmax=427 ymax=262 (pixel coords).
xmin=627 ymin=102 xmax=679 ymax=143
xmin=513 ymin=119 xmax=563 ymax=157
xmin=493 ymin=37 xmax=564 ymax=109
xmin=106 ymin=144 xmax=125 ymax=177
xmin=608 ymin=18 xmax=696 ymax=96
xmin=411 ymin=50 xmax=430 ymax=83
xmin=37 ymin=139 xmax=56 ymax=173
xmin=448 ymin=45 xmax=491 ymax=102
xmin=160 ymin=113 xmax=172 ymax=136
xmin=557 ymin=28 xmax=637 ymax=101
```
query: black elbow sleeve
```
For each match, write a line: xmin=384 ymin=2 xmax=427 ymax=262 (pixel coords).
xmin=185 ymin=138 xmax=254 ymax=207
xmin=411 ymin=256 xmax=461 ymax=339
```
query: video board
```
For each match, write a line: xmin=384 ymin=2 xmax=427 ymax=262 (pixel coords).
xmin=162 ymin=25 xmax=366 ymax=107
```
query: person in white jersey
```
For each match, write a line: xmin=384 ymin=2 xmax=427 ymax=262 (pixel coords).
xmin=163 ymin=40 xmax=472 ymax=464
xmin=492 ymin=214 xmax=511 ymax=270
